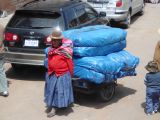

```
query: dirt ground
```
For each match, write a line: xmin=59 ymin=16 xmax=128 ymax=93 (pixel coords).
xmin=0 ymin=3 xmax=160 ymax=120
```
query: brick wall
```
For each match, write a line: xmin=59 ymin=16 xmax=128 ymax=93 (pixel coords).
xmin=0 ymin=0 xmax=33 ymax=12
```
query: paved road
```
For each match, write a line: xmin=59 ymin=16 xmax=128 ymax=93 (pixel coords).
xmin=0 ymin=3 xmax=160 ymax=120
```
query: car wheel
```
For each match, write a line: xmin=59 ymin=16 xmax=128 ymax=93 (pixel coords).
xmin=124 ymin=12 xmax=131 ymax=29
xmin=138 ymin=2 xmax=145 ymax=15
xmin=0 ymin=10 xmax=8 ymax=18
xmin=97 ymin=83 xmax=115 ymax=102
xmin=11 ymin=63 xmax=23 ymax=71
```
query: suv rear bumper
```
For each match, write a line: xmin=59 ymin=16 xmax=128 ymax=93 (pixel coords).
xmin=107 ymin=12 xmax=128 ymax=22
xmin=95 ymin=8 xmax=128 ymax=21
xmin=4 ymin=51 xmax=45 ymax=66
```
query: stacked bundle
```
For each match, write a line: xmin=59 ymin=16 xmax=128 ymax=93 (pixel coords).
xmin=63 ymin=25 xmax=126 ymax=57
xmin=62 ymin=25 xmax=139 ymax=84
xmin=74 ymin=51 xmax=139 ymax=84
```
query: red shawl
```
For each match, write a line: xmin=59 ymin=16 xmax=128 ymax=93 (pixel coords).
xmin=48 ymin=38 xmax=74 ymax=77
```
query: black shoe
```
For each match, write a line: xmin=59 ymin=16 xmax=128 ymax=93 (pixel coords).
xmin=45 ymin=107 xmax=52 ymax=113
xmin=47 ymin=108 xmax=56 ymax=118
xmin=0 ymin=91 xmax=9 ymax=97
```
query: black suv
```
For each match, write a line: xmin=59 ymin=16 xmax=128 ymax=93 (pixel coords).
xmin=4 ymin=0 xmax=109 ymax=67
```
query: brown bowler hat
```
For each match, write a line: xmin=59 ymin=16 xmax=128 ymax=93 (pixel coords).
xmin=50 ymin=29 xmax=63 ymax=40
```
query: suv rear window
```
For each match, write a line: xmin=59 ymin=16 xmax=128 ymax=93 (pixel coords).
xmin=75 ymin=4 xmax=98 ymax=25
xmin=8 ymin=10 xmax=64 ymax=29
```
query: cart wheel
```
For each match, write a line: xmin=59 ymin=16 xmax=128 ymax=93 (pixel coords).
xmin=98 ymin=83 xmax=115 ymax=102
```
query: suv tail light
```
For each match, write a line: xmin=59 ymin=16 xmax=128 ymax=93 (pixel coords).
xmin=4 ymin=32 xmax=20 ymax=41
xmin=116 ymin=0 xmax=122 ymax=7
xmin=44 ymin=36 xmax=52 ymax=45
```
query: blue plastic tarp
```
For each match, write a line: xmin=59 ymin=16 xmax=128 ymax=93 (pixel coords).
xmin=63 ymin=25 xmax=127 ymax=47
xmin=73 ymin=40 xmax=126 ymax=57
xmin=73 ymin=50 xmax=139 ymax=83
xmin=74 ymin=66 xmax=106 ymax=83
xmin=74 ymin=50 xmax=139 ymax=74
xmin=74 ymin=67 xmax=137 ymax=84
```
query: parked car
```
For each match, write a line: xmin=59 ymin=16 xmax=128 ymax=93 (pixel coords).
xmin=3 ymin=0 xmax=112 ymax=101
xmin=86 ymin=0 xmax=145 ymax=28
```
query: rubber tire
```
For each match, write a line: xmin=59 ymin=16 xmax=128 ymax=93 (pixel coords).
xmin=98 ymin=83 xmax=115 ymax=102
xmin=11 ymin=63 xmax=23 ymax=71
xmin=138 ymin=2 xmax=145 ymax=15
xmin=124 ymin=12 xmax=131 ymax=29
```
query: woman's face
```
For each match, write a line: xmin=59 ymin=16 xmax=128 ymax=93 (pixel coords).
xmin=51 ymin=39 xmax=62 ymax=48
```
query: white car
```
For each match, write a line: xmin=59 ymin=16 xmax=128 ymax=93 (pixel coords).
xmin=87 ymin=0 xmax=145 ymax=28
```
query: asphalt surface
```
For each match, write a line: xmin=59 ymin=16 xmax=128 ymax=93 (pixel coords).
xmin=0 ymin=3 xmax=160 ymax=120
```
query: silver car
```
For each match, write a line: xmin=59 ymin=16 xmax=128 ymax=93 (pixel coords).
xmin=86 ymin=0 xmax=144 ymax=28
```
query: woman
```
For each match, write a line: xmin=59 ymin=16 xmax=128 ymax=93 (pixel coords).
xmin=0 ymin=24 xmax=9 ymax=97
xmin=44 ymin=29 xmax=74 ymax=117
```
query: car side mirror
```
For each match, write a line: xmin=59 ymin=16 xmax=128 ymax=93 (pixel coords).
xmin=99 ymin=12 xmax=106 ymax=17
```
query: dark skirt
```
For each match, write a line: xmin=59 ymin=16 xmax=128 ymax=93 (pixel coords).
xmin=44 ymin=71 xmax=74 ymax=108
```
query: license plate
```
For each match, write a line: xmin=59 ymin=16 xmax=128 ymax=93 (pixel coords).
xmin=107 ymin=11 xmax=115 ymax=14
xmin=106 ymin=7 xmax=115 ymax=14
xmin=24 ymin=39 xmax=39 ymax=47
xmin=93 ymin=3 xmax=103 ymax=8
xmin=107 ymin=7 xmax=116 ymax=11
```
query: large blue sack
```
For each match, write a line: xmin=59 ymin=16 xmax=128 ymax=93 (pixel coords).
xmin=73 ymin=40 xmax=126 ymax=57
xmin=74 ymin=66 xmax=106 ymax=83
xmin=74 ymin=50 xmax=139 ymax=83
xmin=74 ymin=50 xmax=139 ymax=74
xmin=63 ymin=25 xmax=127 ymax=47
xmin=74 ymin=67 xmax=137 ymax=84
xmin=63 ymin=25 xmax=110 ymax=39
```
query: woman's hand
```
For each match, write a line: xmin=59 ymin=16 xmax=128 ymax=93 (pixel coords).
xmin=48 ymin=51 xmax=55 ymax=56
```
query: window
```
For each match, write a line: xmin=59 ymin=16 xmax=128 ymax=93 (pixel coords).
xmin=64 ymin=8 xmax=78 ymax=28
xmin=74 ymin=4 xmax=98 ymax=25
xmin=85 ymin=7 xmax=98 ymax=20
xmin=74 ymin=5 xmax=88 ymax=24
xmin=8 ymin=11 xmax=64 ymax=30
xmin=84 ymin=4 xmax=98 ymax=20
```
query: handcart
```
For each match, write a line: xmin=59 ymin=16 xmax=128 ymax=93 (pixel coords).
xmin=72 ymin=77 xmax=117 ymax=102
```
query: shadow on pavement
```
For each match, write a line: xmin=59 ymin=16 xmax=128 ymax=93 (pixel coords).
xmin=6 ymin=65 xmax=46 ymax=81
xmin=74 ymin=84 xmax=137 ymax=109
xmin=131 ymin=13 xmax=143 ymax=25
xmin=6 ymin=66 xmax=137 ymax=110
xmin=141 ymin=102 xmax=146 ymax=113
xmin=56 ymin=107 xmax=74 ymax=116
